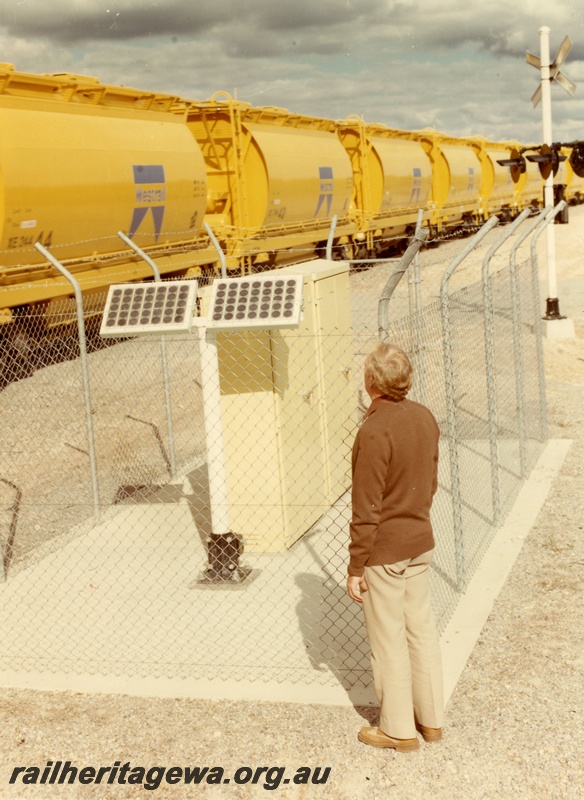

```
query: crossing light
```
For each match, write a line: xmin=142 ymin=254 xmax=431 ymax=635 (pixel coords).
xmin=568 ymin=142 xmax=584 ymax=177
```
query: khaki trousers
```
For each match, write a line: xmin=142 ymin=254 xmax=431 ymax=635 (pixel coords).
xmin=362 ymin=549 xmax=444 ymax=739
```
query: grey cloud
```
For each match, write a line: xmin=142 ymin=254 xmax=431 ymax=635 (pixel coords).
xmin=380 ymin=2 xmax=584 ymax=60
xmin=253 ymin=0 xmax=386 ymax=32
xmin=0 ymin=0 xmax=231 ymax=42
xmin=0 ymin=0 xmax=384 ymax=44
xmin=2 ymin=0 xmax=582 ymax=65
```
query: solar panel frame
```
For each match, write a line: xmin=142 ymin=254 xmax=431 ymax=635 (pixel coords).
xmin=206 ymin=275 xmax=304 ymax=331
xmin=99 ymin=280 xmax=199 ymax=338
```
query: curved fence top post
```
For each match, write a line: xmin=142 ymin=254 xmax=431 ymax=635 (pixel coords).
xmin=204 ymin=222 xmax=227 ymax=279
xmin=377 ymin=227 xmax=429 ymax=341
xmin=440 ymin=216 xmax=499 ymax=298
xmin=510 ymin=207 xmax=551 ymax=262
xmin=117 ymin=231 xmax=162 ymax=281
xmin=531 ymin=201 xmax=567 ymax=255
xmin=481 ymin=208 xmax=532 ymax=283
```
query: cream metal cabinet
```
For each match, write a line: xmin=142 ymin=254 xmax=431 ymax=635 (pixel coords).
xmin=199 ymin=259 xmax=357 ymax=552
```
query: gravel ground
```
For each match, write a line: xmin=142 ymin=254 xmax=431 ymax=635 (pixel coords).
xmin=0 ymin=221 xmax=582 ymax=799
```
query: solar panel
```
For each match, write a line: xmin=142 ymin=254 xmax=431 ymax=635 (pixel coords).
xmin=207 ymin=275 xmax=304 ymax=330
xmin=99 ymin=280 xmax=198 ymax=338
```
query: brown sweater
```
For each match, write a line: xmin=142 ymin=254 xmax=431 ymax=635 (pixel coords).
xmin=348 ymin=396 xmax=439 ymax=577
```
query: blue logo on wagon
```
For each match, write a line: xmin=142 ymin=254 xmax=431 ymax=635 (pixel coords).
xmin=129 ymin=165 xmax=166 ymax=240
xmin=314 ymin=166 xmax=334 ymax=217
xmin=409 ymin=167 xmax=423 ymax=205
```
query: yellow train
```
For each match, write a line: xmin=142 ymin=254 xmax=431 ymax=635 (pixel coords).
xmin=0 ymin=62 xmax=582 ymax=359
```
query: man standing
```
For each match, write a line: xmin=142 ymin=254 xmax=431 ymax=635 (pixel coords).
xmin=347 ymin=342 xmax=444 ymax=752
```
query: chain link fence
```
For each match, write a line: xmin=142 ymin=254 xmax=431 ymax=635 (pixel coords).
xmin=0 ymin=218 xmax=549 ymax=691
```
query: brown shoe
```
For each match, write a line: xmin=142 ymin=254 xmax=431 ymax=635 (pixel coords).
xmin=415 ymin=722 xmax=442 ymax=742
xmin=358 ymin=727 xmax=419 ymax=752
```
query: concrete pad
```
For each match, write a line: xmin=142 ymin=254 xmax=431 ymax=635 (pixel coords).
xmin=542 ymin=317 xmax=576 ymax=339
xmin=0 ymin=439 xmax=571 ymax=709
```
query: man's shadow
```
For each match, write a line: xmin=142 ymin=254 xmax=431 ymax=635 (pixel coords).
xmin=294 ymin=570 xmax=378 ymax=724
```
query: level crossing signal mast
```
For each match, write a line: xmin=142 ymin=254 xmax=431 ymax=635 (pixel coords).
xmin=527 ymin=27 xmax=575 ymax=326
xmin=498 ymin=28 xmax=578 ymax=331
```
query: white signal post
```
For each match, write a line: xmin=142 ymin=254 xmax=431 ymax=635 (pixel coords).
xmin=527 ymin=26 xmax=576 ymax=338
xmin=538 ymin=28 xmax=557 ymax=305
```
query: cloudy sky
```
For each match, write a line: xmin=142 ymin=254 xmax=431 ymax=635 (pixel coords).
xmin=1 ymin=0 xmax=583 ymax=144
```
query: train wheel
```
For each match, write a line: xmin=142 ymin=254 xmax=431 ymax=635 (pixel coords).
xmin=332 ymin=243 xmax=353 ymax=261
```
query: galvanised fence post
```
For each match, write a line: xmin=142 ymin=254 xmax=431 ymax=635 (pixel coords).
xmin=511 ymin=242 xmax=527 ymax=478
xmin=481 ymin=208 xmax=531 ymax=524
xmin=117 ymin=231 xmax=178 ymax=480
xmin=508 ymin=208 xmax=552 ymax=476
xmin=34 ymin=243 xmax=101 ymax=518
xmin=440 ymin=216 xmax=499 ymax=592
xmin=408 ymin=209 xmax=426 ymax=403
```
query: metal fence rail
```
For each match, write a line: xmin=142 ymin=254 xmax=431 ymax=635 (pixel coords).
xmin=0 ymin=217 xmax=550 ymax=691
